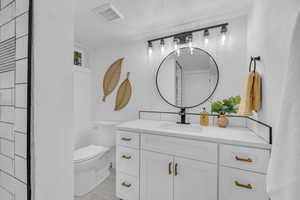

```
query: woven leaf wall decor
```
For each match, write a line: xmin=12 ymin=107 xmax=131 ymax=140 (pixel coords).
xmin=114 ymin=72 xmax=132 ymax=111
xmin=102 ymin=58 xmax=124 ymax=102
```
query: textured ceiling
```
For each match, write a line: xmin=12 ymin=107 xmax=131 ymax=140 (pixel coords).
xmin=75 ymin=0 xmax=252 ymax=48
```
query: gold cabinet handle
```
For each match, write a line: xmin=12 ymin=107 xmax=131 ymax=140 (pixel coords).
xmin=174 ymin=163 xmax=178 ymax=176
xmin=121 ymin=137 xmax=132 ymax=142
xmin=235 ymin=181 xmax=252 ymax=189
xmin=121 ymin=182 xmax=132 ymax=188
xmin=168 ymin=162 xmax=172 ymax=175
xmin=235 ymin=156 xmax=253 ymax=163
xmin=122 ymin=155 xmax=132 ymax=160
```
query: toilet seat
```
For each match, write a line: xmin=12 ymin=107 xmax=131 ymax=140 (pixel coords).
xmin=73 ymin=145 xmax=109 ymax=163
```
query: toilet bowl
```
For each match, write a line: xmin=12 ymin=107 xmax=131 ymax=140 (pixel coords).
xmin=73 ymin=120 xmax=120 ymax=197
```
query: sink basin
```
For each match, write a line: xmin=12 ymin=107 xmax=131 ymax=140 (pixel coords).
xmin=159 ymin=123 xmax=203 ymax=133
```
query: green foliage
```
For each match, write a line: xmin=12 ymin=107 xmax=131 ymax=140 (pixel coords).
xmin=211 ymin=96 xmax=241 ymax=114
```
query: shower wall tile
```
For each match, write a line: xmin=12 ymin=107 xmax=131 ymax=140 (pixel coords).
xmin=0 ymin=139 xmax=14 ymax=158
xmin=0 ymin=89 xmax=13 ymax=105
xmin=16 ymin=59 xmax=27 ymax=83
xmin=15 ymin=179 xmax=26 ymax=200
xmin=15 ymin=156 xmax=26 ymax=183
xmin=0 ymin=186 xmax=13 ymax=200
xmin=16 ymin=12 xmax=28 ymax=37
xmin=0 ymin=2 xmax=15 ymax=26
xmin=0 ymin=171 xmax=15 ymax=193
xmin=15 ymin=132 xmax=26 ymax=158
xmin=0 ymin=20 xmax=15 ymax=42
xmin=16 ymin=84 xmax=27 ymax=108
xmin=16 ymin=36 xmax=28 ymax=59
xmin=0 ymin=123 xmax=13 ymax=140
xmin=16 ymin=0 xmax=28 ymax=16
xmin=0 ymin=107 xmax=14 ymax=123
xmin=0 ymin=71 xmax=14 ymax=89
xmin=15 ymin=108 xmax=26 ymax=133
xmin=0 ymin=154 xmax=13 ymax=174
xmin=1 ymin=0 xmax=14 ymax=8
xmin=0 ymin=1 xmax=29 ymax=199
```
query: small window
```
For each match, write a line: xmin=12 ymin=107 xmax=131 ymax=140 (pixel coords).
xmin=74 ymin=51 xmax=82 ymax=66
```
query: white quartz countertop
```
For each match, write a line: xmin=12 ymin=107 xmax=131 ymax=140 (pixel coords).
xmin=117 ymin=119 xmax=271 ymax=149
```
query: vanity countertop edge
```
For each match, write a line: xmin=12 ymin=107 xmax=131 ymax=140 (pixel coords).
xmin=117 ymin=119 xmax=272 ymax=150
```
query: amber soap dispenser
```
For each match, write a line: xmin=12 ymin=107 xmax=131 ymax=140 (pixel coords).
xmin=200 ymin=107 xmax=209 ymax=126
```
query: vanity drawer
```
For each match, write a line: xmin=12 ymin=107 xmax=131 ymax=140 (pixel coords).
xmin=116 ymin=146 xmax=139 ymax=177
xmin=116 ymin=172 xmax=139 ymax=200
xmin=219 ymin=167 xmax=269 ymax=200
xmin=141 ymin=134 xmax=217 ymax=163
xmin=117 ymin=131 xmax=140 ymax=149
xmin=220 ymin=145 xmax=269 ymax=173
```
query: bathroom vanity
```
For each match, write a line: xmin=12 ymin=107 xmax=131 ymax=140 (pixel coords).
xmin=115 ymin=119 xmax=271 ymax=200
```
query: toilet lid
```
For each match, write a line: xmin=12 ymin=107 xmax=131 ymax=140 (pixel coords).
xmin=73 ymin=145 xmax=109 ymax=163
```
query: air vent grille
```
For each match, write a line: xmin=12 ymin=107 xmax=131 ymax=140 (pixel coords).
xmin=93 ymin=3 xmax=124 ymax=22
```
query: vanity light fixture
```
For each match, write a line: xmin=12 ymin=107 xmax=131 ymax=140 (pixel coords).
xmin=160 ymin=39 xmax=165 ymax=53
xmin=220 ymin=25 xmax=228 ymax=45
xmin=148 ymin=41 xmax=153 ymax=55
xmin=146 ymin=22 xmax=228 ymax=54
xmin=204 ymin=29 xmax=209 ymax=45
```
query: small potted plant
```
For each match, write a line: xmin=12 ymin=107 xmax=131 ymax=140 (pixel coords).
xmin=211 ymin=96 xmax=241 ymax=128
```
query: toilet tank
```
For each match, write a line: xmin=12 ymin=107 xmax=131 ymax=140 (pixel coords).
xmin=90 ymin=121 xmax=121 ymax=148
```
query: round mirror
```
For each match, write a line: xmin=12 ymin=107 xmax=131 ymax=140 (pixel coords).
xmin=156 ymin=47 xmax=219 ymax=108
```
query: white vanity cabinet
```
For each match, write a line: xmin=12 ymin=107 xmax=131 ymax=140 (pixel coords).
xmin=140 ymin=148 xmax=218 ymax=200
xmin=116 ymin=120 xmax=271 ymax=200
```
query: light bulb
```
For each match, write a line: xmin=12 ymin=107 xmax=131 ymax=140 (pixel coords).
xmin=148 ymin=47 xmax=152 ymax=55
xmin=220 ymin=25 xmax=228 ymax=45
xmin=176 ymin=48 xmax=180 ymax=56
xmin=188 ymin=37 xmax=193 ymax=55
xmin=221 ymin=34 xmax=226 ymax=45
xmin=203 ymin=29 xmax=210 ymax=46
xmin=148 ymin=41 xmax=153 ymax=56
xmin=204 ymin=38 xmax=209 ymax=45
xmin=160 ymin=39 xmax=165 ymax=53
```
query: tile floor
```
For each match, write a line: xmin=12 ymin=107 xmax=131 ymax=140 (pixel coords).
xmin=75 ymin=169 xmax=119 ymax=200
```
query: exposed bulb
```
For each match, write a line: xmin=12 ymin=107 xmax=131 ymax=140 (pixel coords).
xmin=148 ymin=41 xmax=153 ymax=56
xmin=221 ymin=34 xmax=226 ymax=45
xmin=188 ymin=37 xmax=193 ymax=55
xmin=161 ymin=45 xmax=165 ymax=53
xmin=176 ymin=48 xmax=180 ymax=56
xmin=204 ymin=38 xmax=209 ymax=45
xmin=148 ymin=47 xmax=153 ymax=55
xmin=160 ymin=39 xmax=165 ymax=53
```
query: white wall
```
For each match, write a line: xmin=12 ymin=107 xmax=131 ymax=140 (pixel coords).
xmin=247 ymin=0 xmax=300 ymax=133
xmin=74 ymin=67 xmax=91 ymax=149
xmin=89 ymin=16 xmax=248 ymax=122
xmin=33 ymin=0 xmax=74 ymax=199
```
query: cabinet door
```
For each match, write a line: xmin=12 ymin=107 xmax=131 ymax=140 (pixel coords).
xmin=174 ymin=157 xmax=218 ymax=200
xmin=141 ymin=150 xmax=174 ymax=200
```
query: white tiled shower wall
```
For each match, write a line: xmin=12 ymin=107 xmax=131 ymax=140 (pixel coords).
xmin=0 ymin=0 xmax=29 ymax=200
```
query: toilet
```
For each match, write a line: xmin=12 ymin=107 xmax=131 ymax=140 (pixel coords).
xmin=73 ymin=120 xmax=120 ymax=197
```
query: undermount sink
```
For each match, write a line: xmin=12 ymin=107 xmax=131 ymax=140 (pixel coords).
xmin=159 ymin=123 xmax=203 ymax=133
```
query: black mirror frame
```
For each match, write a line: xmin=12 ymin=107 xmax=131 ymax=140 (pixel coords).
xmin=155 ymin=47 xmax=220 ymax=109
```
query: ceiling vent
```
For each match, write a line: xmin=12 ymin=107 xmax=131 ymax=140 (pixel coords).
xmin=92 ymin=3 xmax=124 ymax=21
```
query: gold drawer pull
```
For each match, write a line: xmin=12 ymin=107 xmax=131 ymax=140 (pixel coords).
xmin=168 ymin=162 xmax=172 ymax=175
xmin=235 ymin=156 xmax=253 ymax=163
xmin=122 ymin=182 xmax=132 ymax=188
xmin=235 ymin=181 xmax=252 ymax=190
xmin=174 ymin=163 xmax=178 ymax=176
xmin=121 ymin=137 xmax=132 ymax=142
xmin=122 ymin=155 xmax=132 ymax=160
